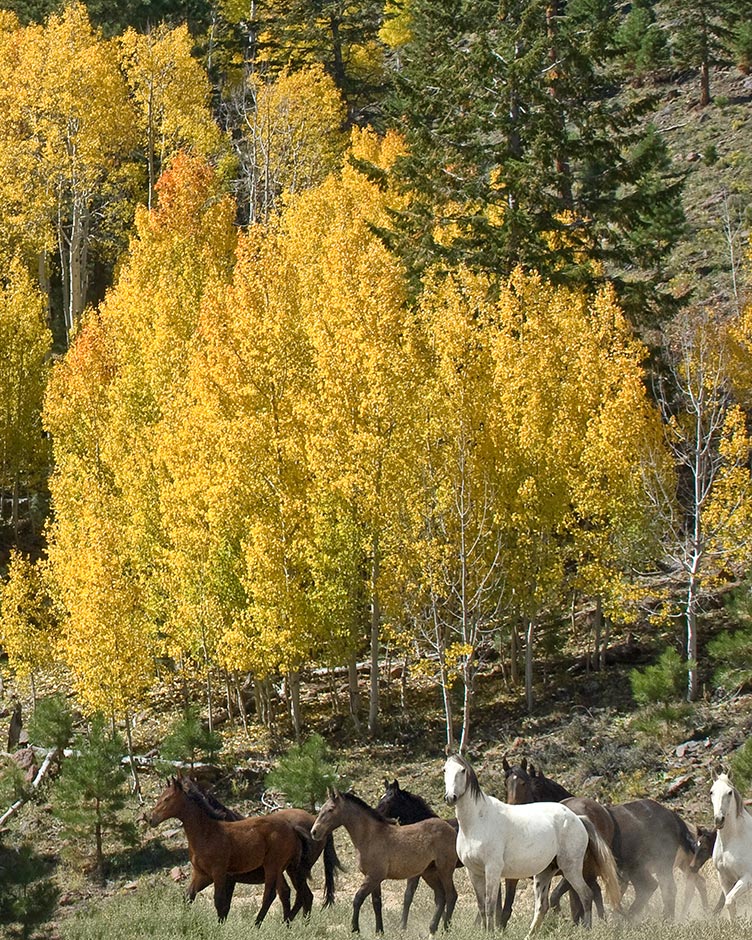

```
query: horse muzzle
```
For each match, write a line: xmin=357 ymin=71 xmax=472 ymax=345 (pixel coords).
xmin=715 ymin=815 xmax=725 ymax=830
xmin=310 ymin=823 xmax=324 ymax=841
xmin=445 ymin=793 xmax=457 ymax=806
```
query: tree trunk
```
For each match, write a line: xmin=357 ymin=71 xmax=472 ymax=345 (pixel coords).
xmin=525 ymin=618 xmax=535 ymax=712
xmin=368 ymin=534 xmax=380 ymax=738
xmin=288 ymin=670 xmax=302 ymax=742
xmin=123 ymin=711 xmax=142 ymax=804
xmin=700 ymin=60 xmax=711 ymax=107
xmin=347 ymin=656 xmax=361 ymax=733
xmin=686 ymin=569 xmax=700 ymax=701
xmin=510 ymin=620 xmax=519 ymax=685
xmin=593 ymin=596 xmax=603 ymax=672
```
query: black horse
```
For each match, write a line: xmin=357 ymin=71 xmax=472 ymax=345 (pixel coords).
xmin=376 ymin=778 xmax=466 ymax=929
xmin=503 ymin=757 xmax=707 ymax=920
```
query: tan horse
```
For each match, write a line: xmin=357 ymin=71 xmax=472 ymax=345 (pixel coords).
xmin=149 ymin=777 xmax=304 ymax=923
xmin=311 ymin=788 xmax=458 ymax=934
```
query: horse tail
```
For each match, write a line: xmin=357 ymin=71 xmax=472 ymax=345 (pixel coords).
xmin=322 ymin=832 xmax=343 ymax=907
xmin=579 ymin=815 xmax=623 ymax=913
xmin=294 ymin=824 xmax=316 ymax=881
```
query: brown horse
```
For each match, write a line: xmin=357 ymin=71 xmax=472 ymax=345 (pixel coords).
xmin=149 ymin=777 xmax=305 ymax=923
xmin=311 ymin=788 xmax=458 ymax=935
xmin=179 ymin=777 xmax=342 ymax=914
xmin=503 ymin=757 xmax=704 ymax=920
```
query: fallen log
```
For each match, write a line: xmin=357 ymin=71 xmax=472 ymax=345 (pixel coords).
xmin=0 ymin=747 xmax=58 ymax=828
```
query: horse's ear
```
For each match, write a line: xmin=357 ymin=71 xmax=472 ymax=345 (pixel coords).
xmin=502 ymin=756 xmax=511 ymax=774
xmin=393 ymin=779 xmax=400 ymax=791
xmin=530 ymin=764 xmax=538 ymax=777
xmin=384 ymin=777 xmax=389 ymax=789
xmin=521 ymin=758 xmax=527 ymax=772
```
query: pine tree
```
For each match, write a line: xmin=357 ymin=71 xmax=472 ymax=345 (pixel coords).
xmin=664 ymin=0 xmax=748 ymax=105
xmin=385 ymin=0 xmax=684 ymax=320
xmin=52 ymin=714 xmax=137 ymax=884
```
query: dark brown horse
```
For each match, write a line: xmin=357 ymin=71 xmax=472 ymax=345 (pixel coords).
xmin=502 ymin=757 xmax=615 ymax=925
xmin=503 ymin=757 xmax=703 ymax=920
xmin=311 ymin=788 xmax=458 ymax=935
xmin=149 ymin=777 xmax=306 ymax=923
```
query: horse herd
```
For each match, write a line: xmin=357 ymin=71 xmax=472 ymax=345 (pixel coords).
xmin=147 ymin=756 xmax=751 ymax=934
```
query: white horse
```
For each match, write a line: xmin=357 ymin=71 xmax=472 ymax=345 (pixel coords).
xmin=711 ymin=770 xmax=752 ymax=916
xmin=444 ymin=754 xmax=620 ymax=934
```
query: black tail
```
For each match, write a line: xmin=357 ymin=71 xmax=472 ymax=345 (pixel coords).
xmin=322 ymin=832 xmax=343 ymax=907
xmin=294 ymin=824 xmax=316 ymax=880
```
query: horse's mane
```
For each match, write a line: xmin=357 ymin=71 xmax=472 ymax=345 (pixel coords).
xmin=342 ymin=791 xmax=397 ymax=825
xmin=451 ymin=754 xmax=483 ymax=801
xmin=179 ymin=778 xmax=244 ymax=822
xmin=377 ymin=780 xmax=437 ymax=821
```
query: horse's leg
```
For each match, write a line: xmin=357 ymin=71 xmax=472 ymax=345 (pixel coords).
xmin=483 ymin=864 xmax=503 ymax=931
xmin=288 ymin=866 xmax=314 ymax=920
xmin=500 ymin=878 xmax=517 ymax=928
xmin=352 ymin=880 xmax=374 ymax=933
xmin=442 ymin=870 xmax=458 ymax=930
xmin=371 ymin=884 xmax=384 ymax=934
xmin=467 ymin=867 xmax=489 ymax=930
xmin=401 ymin=876 xmax=420 ymax=929
xmin=656 ymin=868 xmax=677 ymax=919
xmin=527 ymin=870 xmax=553 ymax=936
xmin=255 ymin=868 xmax=288 ymax=926
xmin=420 ymin=865 xmax=447 ymax=934
xmin=557 ymin=863 xmax=593 ymax=927
xmin=186 ymin=868 xmax=212 ymax=902
xmin=723 ymin=874 xmax=752 ymax=916
xmin=626 ymin=870 xmax=658 ymax=920
xmin=680 ymin=871 xmax=707 ymax=918
xmin=213 ymin=874 xmax=234 ymax=923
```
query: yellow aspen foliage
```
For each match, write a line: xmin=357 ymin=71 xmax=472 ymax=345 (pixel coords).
xmin=119 ymin=24 xmax=222 ymax=208
xmin=239 ymin=66 xmax=347 ymax=222
xmin=0 ymin=550 xmax=54 ymax=684
xmin=8 ymin=4 xmax=138 ymax=335
xmin=44 ymin=156 xmax=238 ymax=716
xmin=490 ymin=272 xmax=665 ymax=650
xmin=704 ymin=403 xmax=752 ymax=576
xmin=0 ymin=263 xmax=52 ymax=520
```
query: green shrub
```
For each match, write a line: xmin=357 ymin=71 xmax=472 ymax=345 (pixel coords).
xmin=708 ymin=623 xmax=752 ymax=692
xmin=0 ymin=841 xmax=59 ymax=940
xmin=630 ymin=646 xmax=686 ymax=705
xmin=159 ymin=707 xmax=222 ymax=768
xmin=265 ymin=734 xmax=348 ymax=811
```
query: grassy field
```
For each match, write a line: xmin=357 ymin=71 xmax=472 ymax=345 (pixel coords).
xmin=57 ymin=883 xmax=751 ymax=940
xmin=57 ymin=861 xmax=751 ymax=940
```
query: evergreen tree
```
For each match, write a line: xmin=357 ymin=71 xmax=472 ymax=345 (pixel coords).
xmin=52 ymin=714 xmax=137 ymax=884
xmin=615 ymin=0 xmax=669 ymax=80
xmin=664 ymin=0 xmax=751 ymax=104
xmin=265 ymin=734 xmax=347 ymax=811
xmin=385 ymin=0 xmax=684 ymax=321
xmin=159 ymin=707 xmax=222 ymax=768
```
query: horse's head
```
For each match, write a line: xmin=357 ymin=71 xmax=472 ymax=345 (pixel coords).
xmin=311 ymin=787 xmax=343 ymax=841
xmin=690 ymin=825 xmax=716 ymax=872
xmin=711 ymin=771 xmax=742 ymax=830
xmin=376 ymin=779 xmax=402 ymax=817
xmin=149 ymin=776 xmax=186 ymax=827
xmin=444 ymin=754 xmax=481 ymax=806
xmin=503 ymin=759 xmax=536 ymax=805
